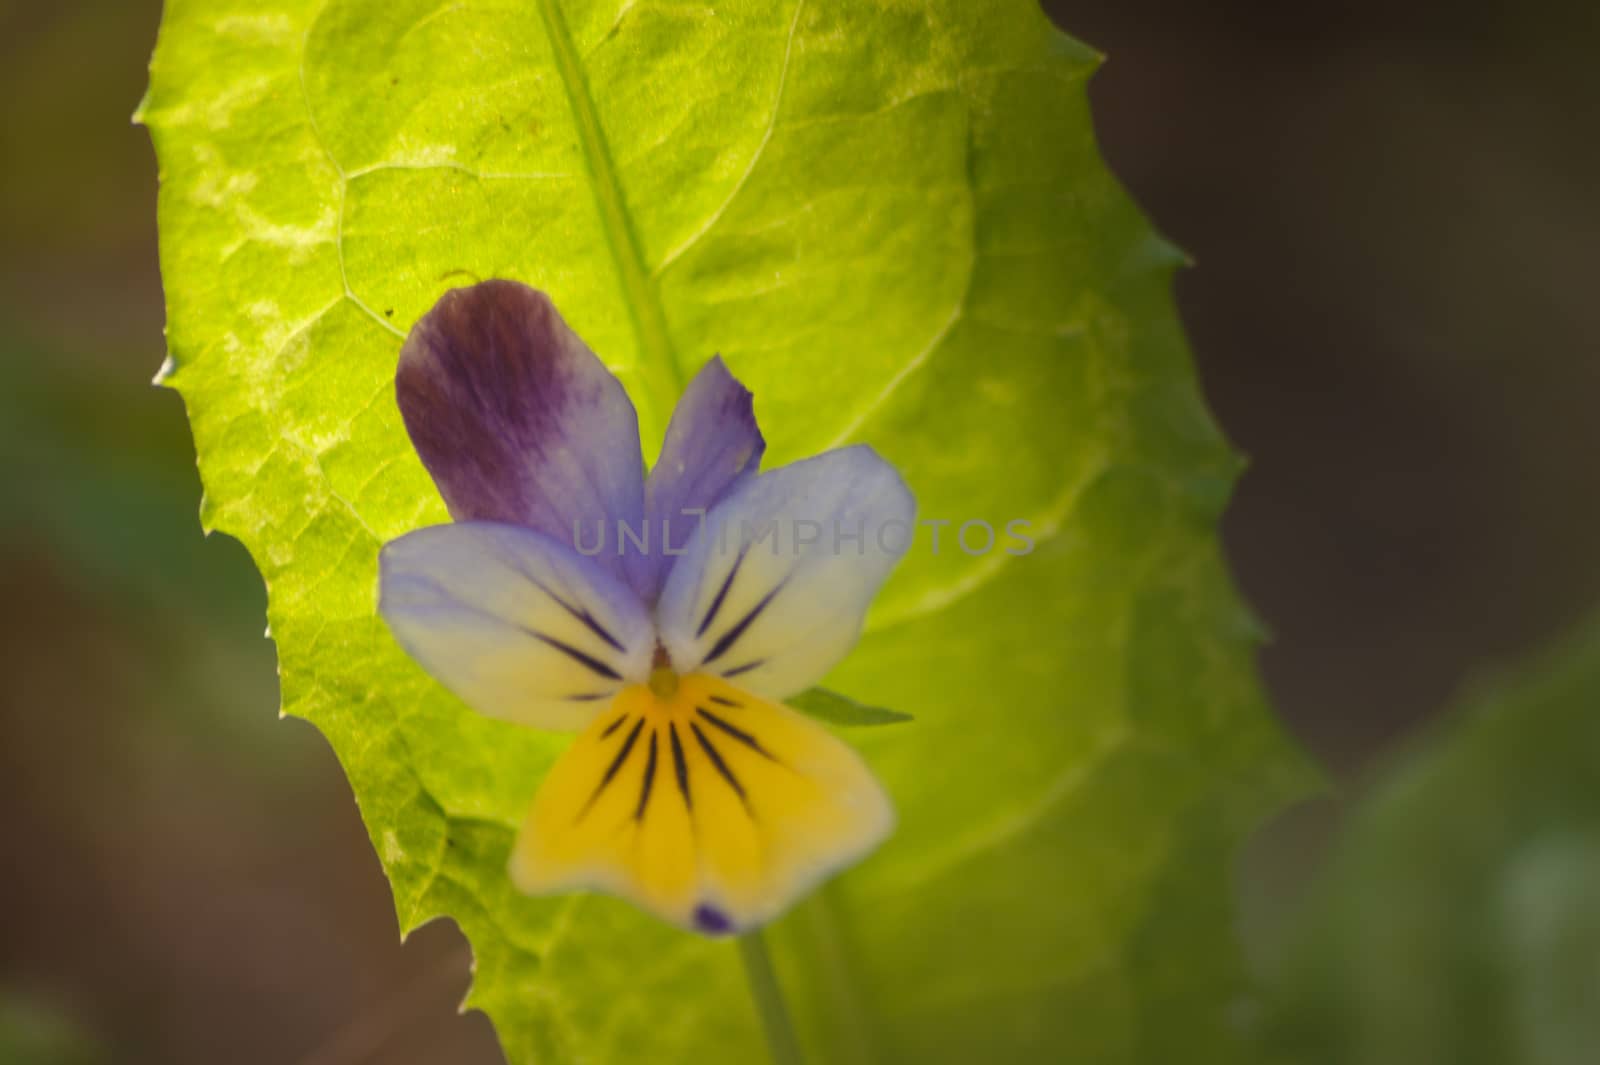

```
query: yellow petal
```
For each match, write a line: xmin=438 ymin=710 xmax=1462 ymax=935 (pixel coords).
xmin=509 ymin=671 xmax=894 ymax=934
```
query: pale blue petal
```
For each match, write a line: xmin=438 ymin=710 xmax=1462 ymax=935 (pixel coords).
xmin=655 ymin=446 xmax=915 ymax=699
xmin=380 ymin=521 xmax=654 ymax=730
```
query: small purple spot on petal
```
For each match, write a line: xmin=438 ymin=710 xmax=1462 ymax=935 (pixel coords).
xmin=693 ymin=904 xmax=734 ymax=936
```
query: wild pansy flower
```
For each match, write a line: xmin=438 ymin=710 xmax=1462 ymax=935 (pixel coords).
xmin=378 ymin=281 xmax=913 ymax=936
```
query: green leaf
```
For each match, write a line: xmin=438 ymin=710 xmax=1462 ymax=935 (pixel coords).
xmin=1265 ymin=612 xmax=1600 ymax=1065
xmin=791 ymin=688 xmax=913 ymax=727
xmin=141 ymin=1 xmax=1313 ymax=1061
xmin=0 ymin=994 xmax=104 ymax=1065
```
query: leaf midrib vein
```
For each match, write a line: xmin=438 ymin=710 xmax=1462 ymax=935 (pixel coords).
xmin=535 ymin=0 xmax=683 ymax=424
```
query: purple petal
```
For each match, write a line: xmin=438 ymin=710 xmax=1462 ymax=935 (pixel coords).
xmin=396 ymin=281 xmax=645 ymax=589
xmin=640 ymin=357 xmax=765 ymax=601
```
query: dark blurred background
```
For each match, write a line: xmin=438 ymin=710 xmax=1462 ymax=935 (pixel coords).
xmin=2 ymin=1 xmax=1595 ymax=1060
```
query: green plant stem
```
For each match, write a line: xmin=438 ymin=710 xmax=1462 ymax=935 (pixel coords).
xmin=739 ymin=929 xmax=806 ymax=1065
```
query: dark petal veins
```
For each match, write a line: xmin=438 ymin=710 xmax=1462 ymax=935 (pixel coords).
xmin=396 ymin=281 xmax=646 ymax=589
xmin=499 ymin=551 xmax=627 ymax=653
xmin=691 ymin=721 xmax=749 ymax=810
xmin=567 ymin=607 xmax=626 ymax=654
xmin=696 ymin=543 xmax=748 ymax=638
xmin=522 ymin=628 xmax=622 ymax=681
xmin=702 ymin=579 xmax=787 ymax=665
xmin=669 ymin=723 xmax=692 ymax=808
xmin=579 ymin=717 xmax=645 ymax=821
xmin=634 ymin=731 xmax=659 ymax=821
xmin=696 ymin=707 xmax=778 ymax=762
xmin=641 ymin=357 xmax=765 ymax=601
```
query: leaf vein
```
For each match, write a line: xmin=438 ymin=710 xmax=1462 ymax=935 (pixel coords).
xmin=650 ymin=0 xmax=805 ymax=276
xmin=535 ymin=0 xmax=683 ymax=422
xmin=297 ymin=0 xmax=406 ymax=341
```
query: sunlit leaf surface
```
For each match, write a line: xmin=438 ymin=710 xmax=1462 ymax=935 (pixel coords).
xmin=142 ymin=1 xmax=1311 ymax=1060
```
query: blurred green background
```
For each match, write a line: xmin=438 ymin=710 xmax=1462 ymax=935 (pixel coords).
xmin=1 ymin=1 xmax=1595 ymax=1061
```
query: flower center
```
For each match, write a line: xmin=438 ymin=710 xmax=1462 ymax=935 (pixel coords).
xmin=648 ymin=665 xmax=679 ymax=701
xmin=648 ymin=644 xmax=679 ymax=700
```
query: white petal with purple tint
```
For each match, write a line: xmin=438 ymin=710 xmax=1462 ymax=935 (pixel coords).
xmin=655 ymin=446 xmax=916 ymax=700
xmin=379 ymin=521 xmax=654 ymax=731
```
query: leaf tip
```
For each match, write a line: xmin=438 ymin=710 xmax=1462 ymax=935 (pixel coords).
xmin=151 ymin=352 xmax=177 ymax=387
xmin=790 ymin=687 xmax=914 ymax=727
